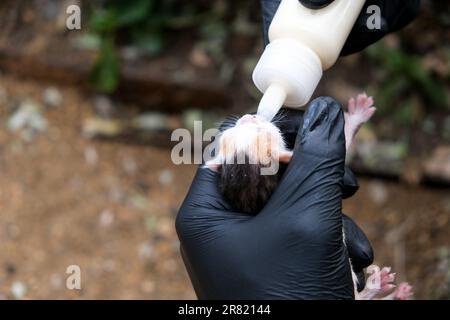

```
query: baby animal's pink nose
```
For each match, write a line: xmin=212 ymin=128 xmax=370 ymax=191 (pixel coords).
xmin=239 ymin=114 xmax=258 ymax=124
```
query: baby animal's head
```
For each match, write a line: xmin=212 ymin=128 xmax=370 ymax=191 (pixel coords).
xmin=206 ymin=114 xmax=292 ymax=214
xmin=206 ymin=114 xmax=292 ymax=169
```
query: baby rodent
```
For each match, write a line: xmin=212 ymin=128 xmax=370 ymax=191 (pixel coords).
xmin=205 ymin=95 xmax=413 ymax=299
xmin=207 ymin=113 xmax=292 ymax=214
xmin=206 ymin=94 xmax=376 ymax=214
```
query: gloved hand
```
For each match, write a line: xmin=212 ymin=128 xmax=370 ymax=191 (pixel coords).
xmin=260 ymin=0 xmax=421 ymax=54
xmin=176 ymin=97 xmax=373 ymax=299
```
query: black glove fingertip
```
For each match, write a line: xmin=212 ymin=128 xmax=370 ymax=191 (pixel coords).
xmin=343 ymin=214 xmax=374 ymax=271
xmin=294 ymin=97 xmax=345 ymax=158
xmin=343 ymin=166 xmax=360 ymax=199
xmin=356 ymin=271 xmax=366 ymax=292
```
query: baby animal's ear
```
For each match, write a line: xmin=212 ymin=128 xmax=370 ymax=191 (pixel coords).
xmin=205 ymin=156 xmax=222 ymax=171
xmin=278 ymin=150 xmax=293 ymax=163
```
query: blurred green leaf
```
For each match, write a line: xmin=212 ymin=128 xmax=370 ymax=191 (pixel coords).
xmin=90 ymin=36 xmax=120 ymax=93
xmin=74 ymin=33 xmax=101 ymax=50
xmin=85 ymin=0 xmax=232 ymax=93
xmin=376 ymin=75 xmax=406 ymax=113
xmin=89 ymin=8 xmax=118 ymax=33
xmin=407 ymin=59 xmax=448 ymax=110
xmin=393 ymin=97 xmax=419 ymax=126
xmin=116 ymin=0 xmax=154 ymax=27
xmin=368 ymin=42 xmax=449 ymax=114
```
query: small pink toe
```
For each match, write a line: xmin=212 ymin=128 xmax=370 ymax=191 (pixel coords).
xmin=395 ymin=282 xmax=414 ymax=300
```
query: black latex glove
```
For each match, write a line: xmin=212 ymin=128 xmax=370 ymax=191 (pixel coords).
xmin=260 ymin=0 xmax=421 ymax=54
xmin=275 ymin=107 xmax=370 ymax=291
xmin=176 ymin=97 xmax=373 ymax=299
xmin=276 ymin=108 xmax=359 ymax=199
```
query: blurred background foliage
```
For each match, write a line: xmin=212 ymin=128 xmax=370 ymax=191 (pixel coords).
xmin=82 ymin=0 xmax=449 ymax=117
xmin=0 ymin=0 xmax=449 ymax=300
xmin=366 ymin=41 xmax=449 ymax=130
xmin=82 ymin=0 xmax=244 ymax=92
xmin=80 ymin=0 xmax=449 ymax=152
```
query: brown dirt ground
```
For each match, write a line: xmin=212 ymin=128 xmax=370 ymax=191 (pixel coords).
xmin=0 ymin=74 xmax=449 ymax=299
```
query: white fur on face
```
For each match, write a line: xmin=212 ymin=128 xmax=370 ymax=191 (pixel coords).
xmin=211 ymin=115 xmax=291 ymax=166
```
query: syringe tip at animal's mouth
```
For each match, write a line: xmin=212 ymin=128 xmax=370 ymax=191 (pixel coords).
xmin=237 ymin=114 xmax=260 ymax=125
xmin=256 ymin=84 xmax=287 ymax=122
